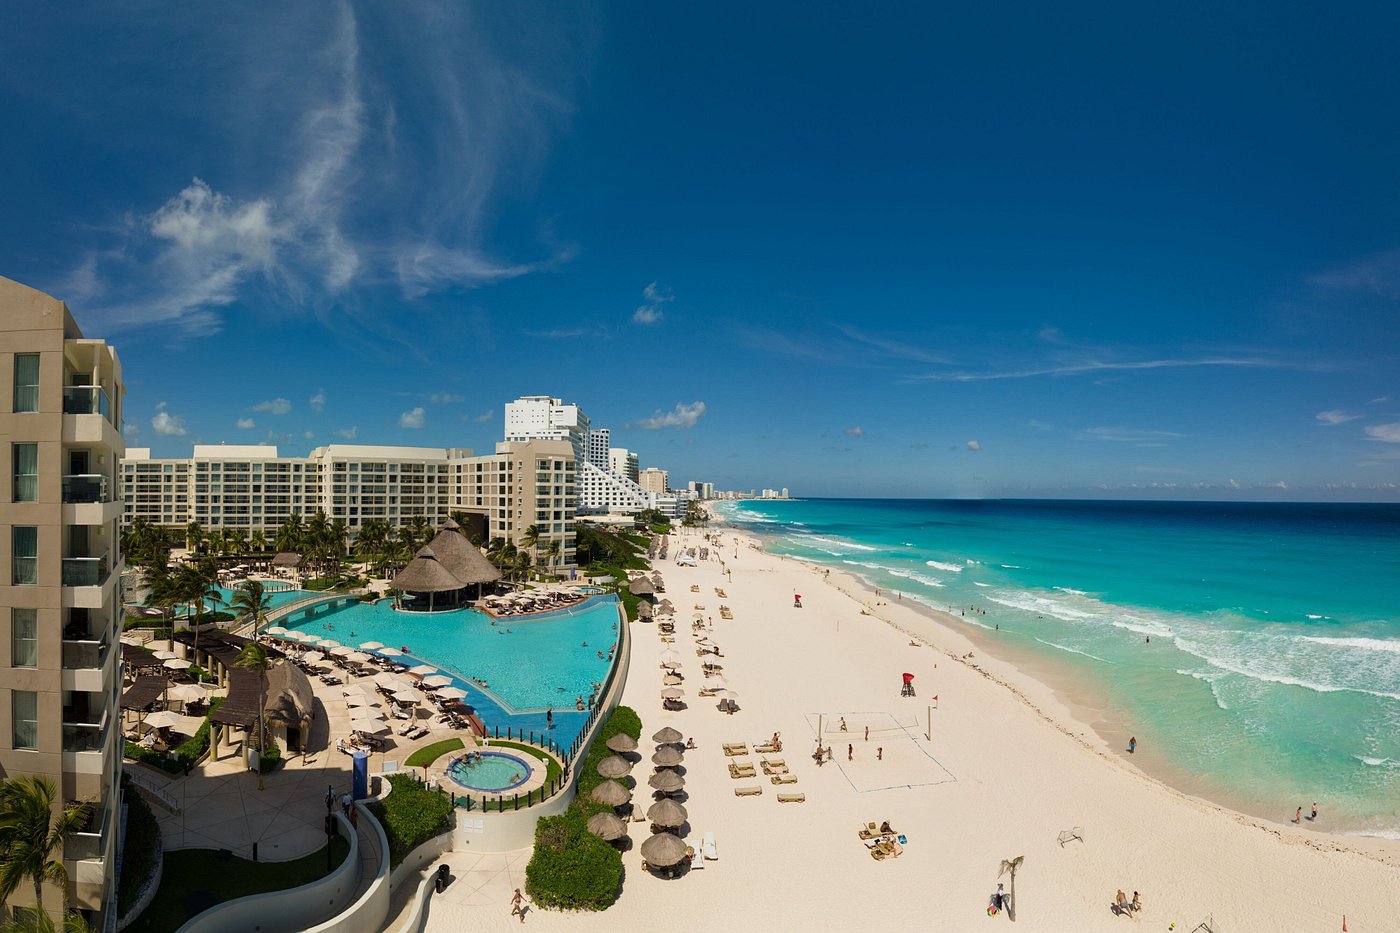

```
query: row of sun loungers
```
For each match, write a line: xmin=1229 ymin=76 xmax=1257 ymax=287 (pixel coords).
xmin=723 ymin=742 xmax=749 ymax=756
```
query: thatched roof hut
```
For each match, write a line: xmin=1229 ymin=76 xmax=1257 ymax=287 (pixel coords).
xmin=271 ymin=552 xmax=302 ymax=568
xmin=628 ymin=576 xmax=656 ymax=596
xmin=390 ymin=547 xmax=464 ymax=593
xmin=263 ymin=661 xmax=314 ymax=729
xmin=427 ymin=525 xmax=502 ymax=586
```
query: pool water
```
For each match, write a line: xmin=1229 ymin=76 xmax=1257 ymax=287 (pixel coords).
xmin=447 ymin=751 xmax=533 ymax=792
xmin=214 ymin=586 xmax=313 ymax=611
xmin=284 ymin=596 xmax=621 ymax=712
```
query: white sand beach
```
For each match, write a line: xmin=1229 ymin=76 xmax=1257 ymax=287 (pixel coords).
xmin=429 ymin=523 xmax=1400 ymax=932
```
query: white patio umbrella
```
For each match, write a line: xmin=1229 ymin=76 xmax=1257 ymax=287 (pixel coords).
xmin=358 ymin=641 xmax=385 ymax=651
xmin=166 ymin=683 xmax=206 ymax=704
xmin=421 ymin=675 xmax=452 ymax=689
xmin=301 ymin=650 xmax=325 ymax=664
xmin=319 ymin=640 xmax=342 ymax=650
xmin=660 ymin=661 xmax=681 ymax=670
xmin=379 ymin=647 xmax=403 ymax=656
xmin=373 ymin=673 xmax=406 ymax=689
xmin=392 ymin=690 xmax=419 ymax=704
xmin=330 ymin=646 xmax=354 ymax=657
xmin=350 ymin=719 xmax=390 ymax=735
xmin=163 ymin=658 xmax=191 ymax=671
xmin=705 ymin=674 xmax=729 ymax=689
xmin=152 ymin=650 xmax=178 ymax=660
xmin=143 ymin=710 xmax=182 ymax=730
xmin=658 ymin=650 xmax=680 ymax=662
xmin=436 ymin=687 xmax=467 ymax=700
xmin=408 ymin=665 xmax=437 ymax=677
xmin=346 ymin=652 xmax=372 ymax=664
xmin=712 ymin=688 xmax=738 ymax=701
xmin=345 ymin=695 xmax=379 ymax=708
xmin=342 ymin=685 xmax=375 ymax=699
xmin=266 ymin=626 xmax=289 ymax=636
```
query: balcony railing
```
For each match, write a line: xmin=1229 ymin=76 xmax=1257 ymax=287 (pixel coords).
xmin=66 ymin=805 xmax=109 ymax=861
xmin=61 ymin=718 xmax=107 ymax=753
xmin=62 ymin=638 xmax=109 ymax=671
xmin=62 ymin=555 xmax=110 ymax=588
xmin=62 ymin=385 xmax=112 ymax=423
xmin=62 ymin=474 xmax=111 ymax=504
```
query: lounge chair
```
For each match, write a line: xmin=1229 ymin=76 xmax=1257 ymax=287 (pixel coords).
xmin=702 ymin=831 xmax=718 ymax=860
xmin=770 ymin=773 xmax=798 ymax=785
xmin=777 ymin=793 xmax=806 ymax=803
xmin=733 ymin=785 xmax=763 ymax=797
xmin=858 ymin=822 xmax=883 ymax=840
xmin=723 ymin=743 xmax=749 ymax=756
xmin=686 ymin=836 xmax=704 ymax=870
xmin=761 ymin=761 xmax=788 ymax=775
xmin=728 ymin=764 xmax=756 ymax=779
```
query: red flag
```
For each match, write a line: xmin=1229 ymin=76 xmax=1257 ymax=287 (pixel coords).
xmin=932 ymin=695 xmax=938 ymax=701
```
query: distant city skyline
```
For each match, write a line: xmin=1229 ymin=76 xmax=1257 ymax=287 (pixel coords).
xmin=2 ymin=3 xmax=1398 ymax=500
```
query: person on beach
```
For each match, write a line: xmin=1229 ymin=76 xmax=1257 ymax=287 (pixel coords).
xmin=1130 ymin=891 xmax=1141 ymax=912
xmin=1310 ymin=802 xmax=1318 ymax=821
xmin=1114 ymin=889 xmax=1128 ymax=914
xmin=826 ymin=747 xmax=834 ymax=763
xmin=877 ymin=747 xmax=883 ymax=760
xmin=546 ymin=707 xmax=553 ymax=729
xmin=1294 ymin=806 xmax=1302 ymax=823
xmin=864 ymin=725 xmax=869 ymax=742
xmin=1128 ymin=736 xmax=1137 ymax=754
xmin=510 ymin=888 xmax=525 ymax=922
xmin=848 ymin=743 xmax=853 ymax=761
xmin=839 ymin=717 xmax=848 ymax=732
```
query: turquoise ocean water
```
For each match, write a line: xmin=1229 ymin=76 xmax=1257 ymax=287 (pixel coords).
xmin=716 ymin=498 xmax=1400 ymax=837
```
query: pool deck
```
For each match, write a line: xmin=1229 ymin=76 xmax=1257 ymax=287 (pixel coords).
xmin=428 ymin=748 xmax=548 ymax=801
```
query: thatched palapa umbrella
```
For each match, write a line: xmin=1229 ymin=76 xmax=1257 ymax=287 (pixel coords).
xmin=660 ymin=687 xmax=683 ymax=699
xmin=606 ymin=733 xmax=638 ymax=754
xmin=639 ymin=832 xmax=688 ymax=868
xmin=648 ymin=770 xmax=685 ymax=793
xmin=596 ymin=755 xmax=632 ymax=779
xmin=646 ymin=798 xmax=688 ymax=829
xmin=389 ymin=546 xmax=463 ymax=613
xmin=651 ymin=746 xmax=684 ymax=768
xmin=662 ymin=674 xmax=683 ymax=686
xmin=586 ymin=812 xmax=628 ymax=841
xmin=628 ymin=576 xmax=656 ymax=597
xmin=652 ymin=726 xmax=684 ymax=745
xmin=590 ymin=779 xmax=632 ymax=807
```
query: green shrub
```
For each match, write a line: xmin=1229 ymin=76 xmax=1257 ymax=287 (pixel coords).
xmin=370 ymin=773 xmax=453 ymax=867
xmin=124 ymin=742 xmax=180 ymax=774
xmin=118 ymin=774 xmax=161 ymax=916
xmin=524 ymin=705 xmax=641 ymax=911
xmin=259 ymin=742 xmax=282 ymax=773
xmin=170 ymin=697 xmax=224 ymax=772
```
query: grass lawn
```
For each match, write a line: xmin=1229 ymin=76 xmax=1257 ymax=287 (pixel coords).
xmin=126 ymin=837 xmax=350 ymax=933
xmin=404 ymin=737 xmax=464 ymax=768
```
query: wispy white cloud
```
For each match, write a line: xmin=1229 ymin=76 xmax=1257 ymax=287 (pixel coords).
xmin=1315 ymin=409 xmax=1359 ymax=425
xmin=906 ymin=357 xmax=1296 ymax=383
xmin=1364 ymin=422 xmax=1400 ymax=443
xmin=334 ymin=425 xmax=358 ymax=439
xmin=152 ymin=402 xmax=186 ymax=436
xmin=632 ymin=282 xmax=672 ymax=325
xmin=844 ymin=426 xmax=865 ymax=437
xmin=629 ymin=401 xmax=706 ymax=430
xmin=1078 ymin=427 xmax=1183 ymax=446
xmin=966 ymin=440 xmax=982 ymax=451
xmin=59 ymin=3 xmax=590 ymax=335
xmin=236 ymin=417 xmax=256 ymax=429
xmin=252 ymin=398 xmax=292 ymax=415
xmin=399 ymin=407 xmax=426 ymax=429
xmin=1027 ymin=419 xmax=1053 ymax=431
xmin=310 ymin=389 xmax=326 ymax=413
xmin=429 ymin=393 xmax=464 ymax=404
xmin=465 ymin=410 xmax=495 ymax=424
xmin=1309 ymin=248 xmax=1400 ymax=300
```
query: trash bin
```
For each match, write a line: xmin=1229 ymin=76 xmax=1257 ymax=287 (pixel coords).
xmin=435 ymin=864 xmax=450 ymax=893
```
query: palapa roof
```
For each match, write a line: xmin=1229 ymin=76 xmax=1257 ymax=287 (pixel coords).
xmin=639 ymin=832 xmax=688 ymax=866
xmin=390 ymin=547 xmax=464 ymax=593
xmin=210 ymin=669 xmax=263 ymax=728
xmin=627 ymin=576 xmax=656 ymax=596
xmin=652 ymin=726 xmax=684 ymax=745
xmin=586 ymin=812 xmax=628 ymax=841
xmin=596 ymin=755 xmax=632 ymax=778
xmin=646 ymin=798 xmax=688 ymax=827
xmin=605 ymin=733 xmax=638 ymax=753
xmin=263 ymin=661 xmax=314 ymax=726
xmin=272 ymin=552 xmax=302 ymax=568
xmin=121 ymin=674 xmax=168 ymax=712
xmin=427 ymin=526 xmax=502 ymax=586
xmin=590 ymin=780 xmax=632 ymax=806
xmin=651 ymin=746 xmax=684 ymax=767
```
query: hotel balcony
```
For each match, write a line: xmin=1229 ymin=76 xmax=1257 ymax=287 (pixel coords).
xmin=62 ymin=385 xmax=111 ymax=421
xmin=66 ymin=802 xmax=114 ymax=911
xmin=61 ymin=636 xmax=113 ymax=694
xmin=61 ymin=707 xmax=112 ymax=776
xmin=61 ymin=387 xmax=122 ymax=451
xmin=62 ymin=474 xmax=123 ymax=526
xmin=62 ymin=554 xmax=110 ymax=588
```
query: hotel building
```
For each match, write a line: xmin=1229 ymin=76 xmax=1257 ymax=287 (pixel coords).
xmin=638 ymin=467 xmax=669 ymax=495
xmin=0 ymin=277 xmax=124 ymax=922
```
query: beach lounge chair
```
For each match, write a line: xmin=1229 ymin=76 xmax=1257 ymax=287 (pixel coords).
xmin=686 ymin=837 xmax=704 ymax=870
xmin=753 ymin=742 xmax=778 ymax=754
xmin=723 ymin=743 xmax=749 ymax=756
xmin=690 ymin=585 xmax=700 ymax=592
xmin=734 ymin=785 xmax=763 ymax=797
xmin=698 ymin=687 xmax=717 ymax=697
xmin=1057 ymin=826 xmax=1085 ymax=847
xmin=728 ymin=763 xmax=757 ymax=779
xmin=771 ymin=773 xmax=798 ymax=785
xmin=777 ymin=793 xmax=806 ymax=804
xmin=858 ymin=823 xmax=883 ymax=840
xmin=702 ymin=831 xmax=718 ymax=860
xmin=761 ymin=761 xmax=788 ymax=775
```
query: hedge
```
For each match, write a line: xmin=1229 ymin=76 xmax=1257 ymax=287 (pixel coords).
xmin=259 ymin=741 xmax=281 ymax=773
xmin=370 ymin=773 xmax=453 ymax=867
xmin=524 ymin=705 xmax=641 ymax=911
xmin=118 ymin=774 xmax=161 ymax=916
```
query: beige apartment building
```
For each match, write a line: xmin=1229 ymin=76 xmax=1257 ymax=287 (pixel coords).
xmin=124 ymin=439 xmax=577 ymax=565
xmin=0 ymin=277 xmax=124 ymax=921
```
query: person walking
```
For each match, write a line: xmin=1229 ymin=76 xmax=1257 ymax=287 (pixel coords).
xmin=877 ymin=747 xmax=883 ymax=761
xmin=847 ymin=743 xmax=853 ymax=761
xmin=546 ymin=707 xmax=553 ymax=730
xmin=1128 ymin=736 xmax=1137 ymax=754
xmin=510 ymin=888 xmax=525 ymax=922
xmin=1294 ymin=806 xmax=1302 ymax=823
xmin=1310 ymin=802 xmax=1318 ymax=821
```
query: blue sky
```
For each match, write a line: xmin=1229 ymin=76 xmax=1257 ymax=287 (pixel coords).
xmin=2 ymin=2 xmax=1398 ymax=500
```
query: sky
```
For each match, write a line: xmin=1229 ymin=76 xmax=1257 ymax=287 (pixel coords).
xmin=2 ymin=2 xmax=1398 ymax=500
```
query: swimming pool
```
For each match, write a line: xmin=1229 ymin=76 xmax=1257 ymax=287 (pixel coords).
xmin=446 ymin=751 xmax=533 ymax=792
xmin=213 ymin=586 xmax=313 ymax=610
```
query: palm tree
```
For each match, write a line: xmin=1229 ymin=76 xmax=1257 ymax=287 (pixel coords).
xmin=229 ymin=580 xmax=272 ymax=641
xmin=249 ymin=529 xmax=268 ymax=557
xmin=0 ymin=907 xmax=91 ymax=933
xmin=521 ymin=525 xmax=541 ymax=577
xmin=176 ymin=558 xmax=222 ymax=668
xmin=998 ymin=855 xmax=1024 ymax=921
xmin=274 ymin=514 xmax=304 ymax=555
xmin=233 ymin=643 xmax=275 ymax=792
xmin=0 ymin=776 xmax=92 ymax=919
xmin=184 ymin=521 xmax=204 ymax=554
xmin=544 ymin=539 xmax=561 ymax=577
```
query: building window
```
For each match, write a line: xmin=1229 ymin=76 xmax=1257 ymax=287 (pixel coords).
xmin=12 ymin=444 xmax=37 ymax=502
xmin=12 ymin=354 xmax=39 ymax=413
xmin=11 ymin=527 xmax=37 ymax=585
xmin=11 ymin=609 xmax=37 ymax=667
xmin=12 ymin=690 xmax=38 ymax=749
